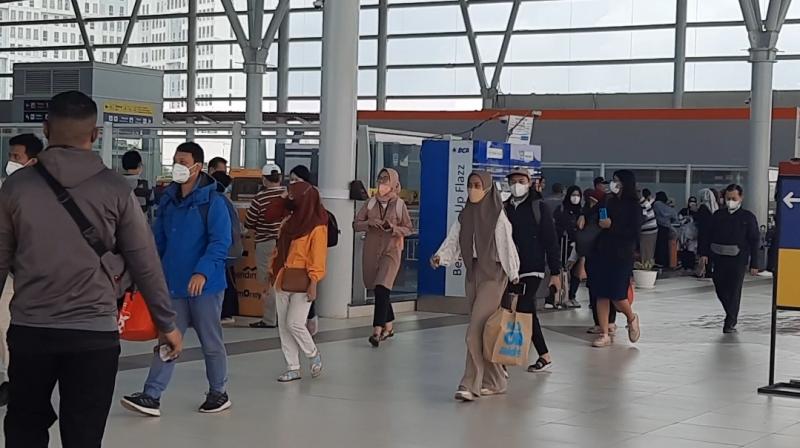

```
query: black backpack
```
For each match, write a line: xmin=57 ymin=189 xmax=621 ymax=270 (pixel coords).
xmin=326 ymin=210 xmax=340 ymax=247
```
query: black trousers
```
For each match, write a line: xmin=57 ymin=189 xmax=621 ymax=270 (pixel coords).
xmin=712 ymin=257 xmax=747 ymax=329
xmin=221 ymin=266 xmax=239 ymax=319
xmin=4 ymin=326 xmax=120 ymax=448
xmin=373 ymin=285 xmax=395 ymax=328
xmin=568 ymin=270 xmax=581 ymax=301
xmin=516 ymin=277 xmax=549 ymax=357
xmin=589 ymin=288 xmax=617 ymax=326
xmin=655 ymin=225 xmax=671 ymax=267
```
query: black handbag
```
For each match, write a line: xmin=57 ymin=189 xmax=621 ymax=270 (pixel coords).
xmin=575 ymin=222 xmax=601 ymax=257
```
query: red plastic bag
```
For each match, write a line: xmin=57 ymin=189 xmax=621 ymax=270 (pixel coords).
xmin=118 ymin=291 xmax=158 ymax=341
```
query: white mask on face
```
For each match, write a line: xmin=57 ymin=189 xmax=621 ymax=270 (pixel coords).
xmin=510 ymin=183 xmax=530 ymax=198
xmin=727 ymin=200 xmax=741 ymax=213
xmin=609 ymin=181 xmax=621 ymax=195
xmin=570 ymin=195 xmax=581 ymax=205
xmin=172 ymin=163 xmax=194 ymax=184
xmin=5 ymin=160 xmax=26 ymax=176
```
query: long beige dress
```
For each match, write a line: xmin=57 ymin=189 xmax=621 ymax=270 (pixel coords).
xmin=354 ymin=197 xmax=413 ymax=289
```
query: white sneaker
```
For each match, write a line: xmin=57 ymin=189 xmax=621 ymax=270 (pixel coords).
xmin=220 ymin=317 xmax=235 ymax=326
xmin=480 ymin=388 xmax=507 ymax=396
xmin=592 ymin=335 xmax=613 ymax=348
xmin=454 ymin=388 xmax=476 ymax=402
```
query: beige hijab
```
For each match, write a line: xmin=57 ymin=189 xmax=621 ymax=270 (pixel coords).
xmin=458 ymin=171 xmax=503 ymax=277
xmin=376 ymin=168 xmax=401 ymax=204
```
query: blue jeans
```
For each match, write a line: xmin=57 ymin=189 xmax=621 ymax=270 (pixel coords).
xmin=143 ymin=292 xmax=228 ymax=399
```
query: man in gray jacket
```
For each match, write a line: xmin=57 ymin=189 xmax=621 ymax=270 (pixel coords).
xmin=0 ymin=91 xmax=182 ymax=447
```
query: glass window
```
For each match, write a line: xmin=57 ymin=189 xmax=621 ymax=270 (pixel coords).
xmin=288 ymin=70 xmax=321 ymax=96
xmin=289 ymin=11 xmax=322 ymax=38
xmin=685 ymin=61 xmax=751 ymax=91
xmin=387 ymin=67 xmax=481 ymax=96
xmin=778 ymin=24 xmax=800 ymax=55
xmin=687 ymin=0 xmax=758 ymax=22
xmin=686 ymin=27 xmax=749 ymax=58
xmin=499 ymin=63 xmax=672 ymax=94
xmin=387 ymin=36 xmax=472 ymax=65
xmin=517 ymin=0 xmax=676 ymax=29
xmin=774 ymin=60 xmax=800 ymax=90
xmin=386 ymin=98 xmax=483 ymax=111
xmin=388 ymin=5 xmax=463 ymax=35
xmin=509 ymin=29 xmax=674 ymax=63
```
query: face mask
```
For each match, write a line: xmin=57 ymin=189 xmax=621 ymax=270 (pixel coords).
xmin=468 ymin=187 xmax=486 ymax=204
xmin=510 ymin=183 xmax=529 ymax=198
xmin=689 ymin=203 xmax=699 ymax=212
xmin=727 ymin=200 xmax=741 ymax=212
xmin=609 ymin=181 xmax=621 ymax=195
xmin=378 ymin=183 xmax=392 ymax=196
xmin=570 ymin=195 xmax=581 ymax=205
xmin=172 ymin=163 xmax=194 ymax=184
xmin=6 ymin=160 xmax=26 ymax=176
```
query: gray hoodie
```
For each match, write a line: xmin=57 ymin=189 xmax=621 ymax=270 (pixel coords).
xmin=0 ymin=147 xmax=175 ymax=333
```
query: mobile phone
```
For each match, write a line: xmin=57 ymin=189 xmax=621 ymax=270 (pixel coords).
xmin=599 ymin=207 xmax=608 ymax=221
xmin=509 ymin=282 xmax=526 ymax=296
xmin=155 ymin=344 xmax=175 ymax=363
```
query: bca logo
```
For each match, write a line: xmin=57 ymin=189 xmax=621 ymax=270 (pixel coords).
xmin=452 ymin=147 xmax=470 ymax=154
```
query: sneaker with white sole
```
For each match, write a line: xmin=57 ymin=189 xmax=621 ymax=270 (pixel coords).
xmin=627 ymin=314 xmax=641 ymax=343
xmin=199 ymin=391 xmax=232 ymax=414
xmin=310 ymin=351 xmax=323 ymax=378
xmin=278 ymin=370 xmax=301 ymax=382
xmin=480 ymin=388 xmax=507 ymax=396
xmin=592 ymin=335 xmax=613 ymax=348
xmin=121 ymin=393 xmax=161 ymax=417
xmin=454 ymin=388 xmax=475 ymax=402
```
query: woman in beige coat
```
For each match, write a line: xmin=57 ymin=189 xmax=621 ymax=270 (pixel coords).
xmin=354 ymin=168 xmax=413 ymax=347
xmin=431 ymin=171 xmax=520 ymax=402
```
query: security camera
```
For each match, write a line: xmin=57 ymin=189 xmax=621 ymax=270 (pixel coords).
xmin=313 ymin=0 xmax=324 ymax=8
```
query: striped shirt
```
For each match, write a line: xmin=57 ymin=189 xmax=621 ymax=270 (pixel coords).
xmin=245 ymin=186 xmax=286 ymax=243
xmin=640 ymin=197 xmax=658 ymax=235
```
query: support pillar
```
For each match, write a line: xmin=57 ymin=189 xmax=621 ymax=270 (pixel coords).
xmin=244 ymin=59 xmax=265 ymax=168
xmin=186 ymin=0 xmax=197 ymax=140
xmin=673 ymin=0 xmax=687 ymax=108
xmin=277 ymin=12 xmax=290 ymax=144
xmin=748 ymin=47 xmax=777 ymax=223
xmin=317 ymin=0 xmax=359 ymax=318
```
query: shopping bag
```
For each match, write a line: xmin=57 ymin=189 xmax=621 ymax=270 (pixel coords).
xmin=118 ymin=291 xmax=158 ymax=341
xmin=482 ymin=295 xmax=533 ymax=367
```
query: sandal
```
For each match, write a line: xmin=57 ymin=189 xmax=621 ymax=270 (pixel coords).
xmin=277 ymin=370 xmax=301 ymax=383
xmin=380 ymin=330 xmax=395 ymax=341
xmin=527 ymin=357 xmax=552 ymax=373
xmin=369 ymin=335 xmax=380 ymax=347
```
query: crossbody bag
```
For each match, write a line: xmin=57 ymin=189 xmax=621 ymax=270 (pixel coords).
xmin=34 ymin=162 xmax=133 ymax=302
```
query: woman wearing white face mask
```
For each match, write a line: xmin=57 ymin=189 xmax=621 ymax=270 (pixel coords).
xmin=431 ymin=171 xmax=520 ymax=401
xmin=698 ymin=184 xmax=761 ymax=334
xmin=555 ymin=186 xmax=584 ymax=309
xmin=353 ymin=168 xmax=413 ymax=347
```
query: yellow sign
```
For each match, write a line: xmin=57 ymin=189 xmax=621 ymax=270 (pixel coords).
xmin=777 ymin=248 xmax=800 ymax=309
xmin=102 ymin=101 xmax=154 ymax=117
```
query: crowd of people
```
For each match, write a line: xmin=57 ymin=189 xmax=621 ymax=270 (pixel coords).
xmin=0 ymin=90 xmax=768 ymax=445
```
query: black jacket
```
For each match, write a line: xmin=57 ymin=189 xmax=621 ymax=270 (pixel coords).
xmin=694 ymin=205 xmax=714 ymax=254
xmin=556 ymin=203 xmax=582 ymax=243
xmin=504 ymin=195 xmax=561 ymax=276
xmin=699 ymin=208 xmax=760 ymax=268
xmin=593 ymin=196 xmax=642 ymax=262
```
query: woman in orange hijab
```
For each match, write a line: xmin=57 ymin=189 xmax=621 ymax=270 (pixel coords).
xmin=354 ymin=168 xmax=413 ymax=347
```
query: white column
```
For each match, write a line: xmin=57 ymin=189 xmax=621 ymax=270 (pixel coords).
xmin=748 ymin=49 xmax=776 ymax=223
xmin=317 ymin=0 xmax=360 ymax=318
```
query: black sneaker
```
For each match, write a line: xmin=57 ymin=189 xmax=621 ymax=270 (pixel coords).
xmin=0 ymin=382 xmax=9 ymax=407
xmin=199 ymin=391 xmax=232 ymax=414
xmin=121 ymin=393 xmax=161 ymax=417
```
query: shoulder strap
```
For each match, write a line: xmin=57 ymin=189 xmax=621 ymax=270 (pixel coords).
xmin=34 ymin=163 xmax=108 ymax=257
xmin=367 ymin=197 xmax=377 ymax=211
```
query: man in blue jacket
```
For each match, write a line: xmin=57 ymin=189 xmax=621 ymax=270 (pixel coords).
xmin=122 ymin=142 xmax=233 ymax=417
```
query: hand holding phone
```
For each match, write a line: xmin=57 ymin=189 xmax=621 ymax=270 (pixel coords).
xmin=599 ymin=207 xmax=608 ymax=221
xmin=509 ymin=282 xmax=526 ymax=296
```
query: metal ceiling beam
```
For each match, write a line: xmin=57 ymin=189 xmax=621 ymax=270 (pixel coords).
xmin=220 ymin=0 xmax=251 ymax=59
xmin=489 ymin=0 xmax=522 ymax=97
xmin=458 ymin=0 xmax=489 ymax=99
xmin=69 ymin=0 xmax=94 ymax=62
xmin=377 ymin=0 xmax=388 ymax=110
xmin=739 ymin=0 xmax=762 ymax=31
xmin=258 ymin=0 xmax=291 ymax=62
xmin=766 ymin=0 xmax=793 ymax=32
xmin=116 ymin=0 xmax=142 ymax=64
xmin=673 ymin=0 xmax=688 ymax=108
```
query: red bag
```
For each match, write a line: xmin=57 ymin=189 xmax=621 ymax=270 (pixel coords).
xmin=627 ymin=280 xmax=635 ymax=304
xmin=118 ymin=291 xmax=158 ymax=341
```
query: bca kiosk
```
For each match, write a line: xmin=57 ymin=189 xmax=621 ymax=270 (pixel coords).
xmin=417 ymin=139 xmax=541 ymax=298
xmin=759 ymin=161 xmax=800 ymax=398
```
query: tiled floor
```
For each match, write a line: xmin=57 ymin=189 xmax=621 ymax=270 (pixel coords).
xmin=3 ymin=276 xmax=800 ymax=447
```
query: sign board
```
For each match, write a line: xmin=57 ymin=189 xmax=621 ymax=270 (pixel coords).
xmin=776 ymin=168 xmax=800 ymax=309
xmin=506 ymin=115 xmax=534 ymax=145
xmin=444 ymin=140 xmax=472 ymax=297
xmin=23 ymin=100 xmax=50 ymax=123
xmin=102 ymin=100 xmax=155 ymax=125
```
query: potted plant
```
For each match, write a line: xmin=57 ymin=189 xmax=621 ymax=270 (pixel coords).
xmin=633 ymin=260 xmax=658 ymax=289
